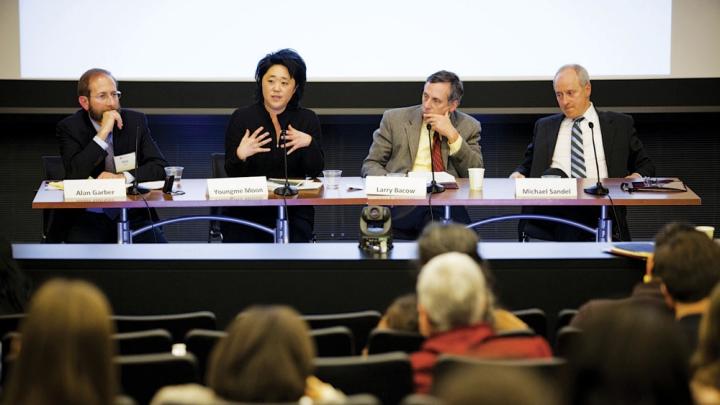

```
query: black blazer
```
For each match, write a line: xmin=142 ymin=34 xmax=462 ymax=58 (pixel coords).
xmin=57 ymin=109 xmax=167 ymax=181
xmin=48 ymin=109 xmax=167 ymax=243
xmin=514 ymin=110 xmax=655 ymax=178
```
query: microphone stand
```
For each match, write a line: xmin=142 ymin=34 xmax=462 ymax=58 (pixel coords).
xmin=426 ymin=123 xmax=445 ymax=194
xmin=583 ymin=121 xmax=609 ymax=196
xmin=127 ymin=124 xmax=150 ymax=195
xmin=274 ymin=129 xmax=298 ymax=196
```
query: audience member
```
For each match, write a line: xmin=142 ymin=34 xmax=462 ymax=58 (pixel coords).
xmin=3 ymin=279 xmax=118 ymax=405
xmin=417 ymin=223 xmax=528 ymax=332
xmin=411 ymin=252 xmax=551 ymax=393
xmin=151 ymin=305 xmax=344 ymax=404
xmin=571 ymin=222 xmax=696 ymax=328
xmin=654 ymin=230 xmax=720 ymax=352
xmin=691 ymin=284 xmax=720 ymax=405
xmin=0 ymin=238 xmax=31 ymax=314
xmin=377 ymin=294 xmax=419 ymax=333
xmin=566 ymin=305 xmax=693 ymax=405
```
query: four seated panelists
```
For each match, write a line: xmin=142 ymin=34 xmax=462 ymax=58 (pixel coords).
xmin=50 ymin=49 xmax=655 ymax=243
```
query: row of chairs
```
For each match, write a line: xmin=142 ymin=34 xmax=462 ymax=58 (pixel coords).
xmin=0 ymin=308 xmax=579 ymax=353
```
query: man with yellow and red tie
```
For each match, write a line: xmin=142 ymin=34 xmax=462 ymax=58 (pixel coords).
xmin=362 ymin=71 xmax=483 ymax=240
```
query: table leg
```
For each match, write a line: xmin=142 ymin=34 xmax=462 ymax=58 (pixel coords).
xmin=276 ymin=206 xmax=289 ymax=244
xmin=597 ymin=206 xmax=613 ymax=242
xmin=442 ymin=206 xmax=452 ymax=224
xmin=118 ymin=208 xmax=132 ymax=244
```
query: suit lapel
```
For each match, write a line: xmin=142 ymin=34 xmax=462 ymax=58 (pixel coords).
xmin=544 ymin=115 xmax=563 ymax=168
xmin=598 ymin=111 xmax=615 ymax=160
xmin=407 ymin=107 xmax=423 ymax=164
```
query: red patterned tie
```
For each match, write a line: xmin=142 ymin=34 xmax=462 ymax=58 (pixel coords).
xmin=431 ymin=132 xmax=445 ymax=172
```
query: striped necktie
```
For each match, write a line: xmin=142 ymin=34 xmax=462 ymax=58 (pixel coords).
xmin=570 ymin=117 xmax=586 ymax=178
xmin=431 ymin=132 xmax=445 ymax=172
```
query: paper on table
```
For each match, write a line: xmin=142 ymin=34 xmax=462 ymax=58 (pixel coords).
xmin=408 ymin=171 xmax=457 ymax=183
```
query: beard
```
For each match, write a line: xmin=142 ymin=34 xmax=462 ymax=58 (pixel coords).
xmin=87 ymin=103 xmax=120 ymax=122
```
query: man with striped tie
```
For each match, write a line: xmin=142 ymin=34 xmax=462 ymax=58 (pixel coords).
xmin=510 ymin=64 xmax=655 ymax=241
xmin=362 ymin=71 xmax=483 ymax=240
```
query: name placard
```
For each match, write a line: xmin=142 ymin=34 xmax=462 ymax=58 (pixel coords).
xmin=515 ymin=178 xmax=577 ymax=199
xmin=365 ymin=176 xmax=426 ymax=197
xmin=207 ymin=177 xmax=268 ymax=200
xmin=63 ymin=179 xmax=127 ymax=201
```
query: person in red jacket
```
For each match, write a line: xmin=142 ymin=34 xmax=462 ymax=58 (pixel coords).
xmin=411 ymin=252 xmax=551 ymax=394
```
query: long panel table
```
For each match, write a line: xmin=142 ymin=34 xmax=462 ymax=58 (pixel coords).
xmin=32 ymin=178 xmax=701 ymax=243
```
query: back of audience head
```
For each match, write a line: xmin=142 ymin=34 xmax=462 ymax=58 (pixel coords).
xmin=3 ymin=278 xmax=117 ymax=405
xmin=417 ymin=252 xmax=486 ymax=336
xmin=435 ymin=367 xmax=559 ymax=405
xmin=692 ymin=283 xmax=720 ymax=386
xmin=417 ymin=223 xmax=496 ymax=320
xmin=567 ymin=305 xmax=693 ymax=405
xmin=0 ymin=237 xmax=31 ymax=314
xmin=379 ymin=293 xmax=419 ymax=333
xmin=207 ymin=305 xmax=315 ymax=402
xmin=653 ymin=230 xmax=720 ymax=304
xmin=645 ymin=222 xmax=698 ymax=282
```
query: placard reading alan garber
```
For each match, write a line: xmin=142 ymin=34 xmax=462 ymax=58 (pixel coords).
xmin=63 ymin=179 xmax=127 ymax=202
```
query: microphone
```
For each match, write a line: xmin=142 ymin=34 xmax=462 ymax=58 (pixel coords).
xmin=426 ymin=123 xmax=445 ymax=194
xmin=583 ymin=121 xmax=609 ymax=196
xmin=127 ymin=123 xmax=150 ymax=195
xmin=273 ymin=128 xmax=298 ymax=196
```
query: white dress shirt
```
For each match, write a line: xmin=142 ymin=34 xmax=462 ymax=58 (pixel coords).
xmin=550 ymin=103 xmax=608 ymax=180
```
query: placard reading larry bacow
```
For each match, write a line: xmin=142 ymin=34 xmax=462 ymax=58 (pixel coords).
xmin=365 ymin=176 xmax=426 ymax=197
xmin=207 ymin=176 xmax=268 ymax=200
xmin=515 ymin=178 xmax=578 ymax=199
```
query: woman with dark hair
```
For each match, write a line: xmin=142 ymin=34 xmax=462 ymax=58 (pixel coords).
xmin=566 ymin=305 xmax=694 ymax=405
xmin=151 ymin=306 xmax=344 ymax=404
xmin=3 ymin=279 xmax=118 ymax=405
xmin=222 ymin=49 xmax=324 ymax=242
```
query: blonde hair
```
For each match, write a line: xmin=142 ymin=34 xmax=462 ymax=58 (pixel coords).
xmin=3 ymin=279 xmax=117 ymax=405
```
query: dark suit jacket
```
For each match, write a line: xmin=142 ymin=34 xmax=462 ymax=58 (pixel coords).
xmin=57 ymin=109 xmax=167 ymax=181
xmin=514 ymin=110 xmax=655 ymax=241
xmin=48 ymin=109 xmax=167 ymax=242
xmin=515 ymin=110 xmax=654 ymax=178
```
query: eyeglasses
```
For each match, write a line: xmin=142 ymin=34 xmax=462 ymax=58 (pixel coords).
xmin=91 ymin=91 xmax=122 ymax=102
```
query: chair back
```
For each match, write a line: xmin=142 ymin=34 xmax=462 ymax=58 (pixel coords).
xmin=512 ymin=308 xmax=547 ymax=339
xmin=556 ymin=309 xmax=578 ymax=331
xmin=303 ymin=310 xmax=381 ymax=354
xmin=117 ymin=353 xmax=199 ymax=405
xmin=40 ymin=156 xmax=65 ymax=242
xmin=555 ymin=326 xmax=583 ymax=358
xmin=113 ymin=311 xmax=217 ymax=343
xmin=367 ymin=329 xmax=425 ymax=355
xmin=114 ymin=329 xmax=173 ymax=355
xmin=311 ymin=326 xmax=355 ymax=357
xmin=433 ymin=355 xmax=567 ymax=394
xmin=314 ymin=352 xmax=414 ymax=405
xmin=184 ymin=329 xmax=227 ymax=383
xmin=41 ymin=155 xmax=65 ymax=180
xmin=0 ymin=314 xmax=24 ymax=340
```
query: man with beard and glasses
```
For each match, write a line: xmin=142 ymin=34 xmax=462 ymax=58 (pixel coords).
xmin=51 ymin=68 xmax=168 ymax=243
